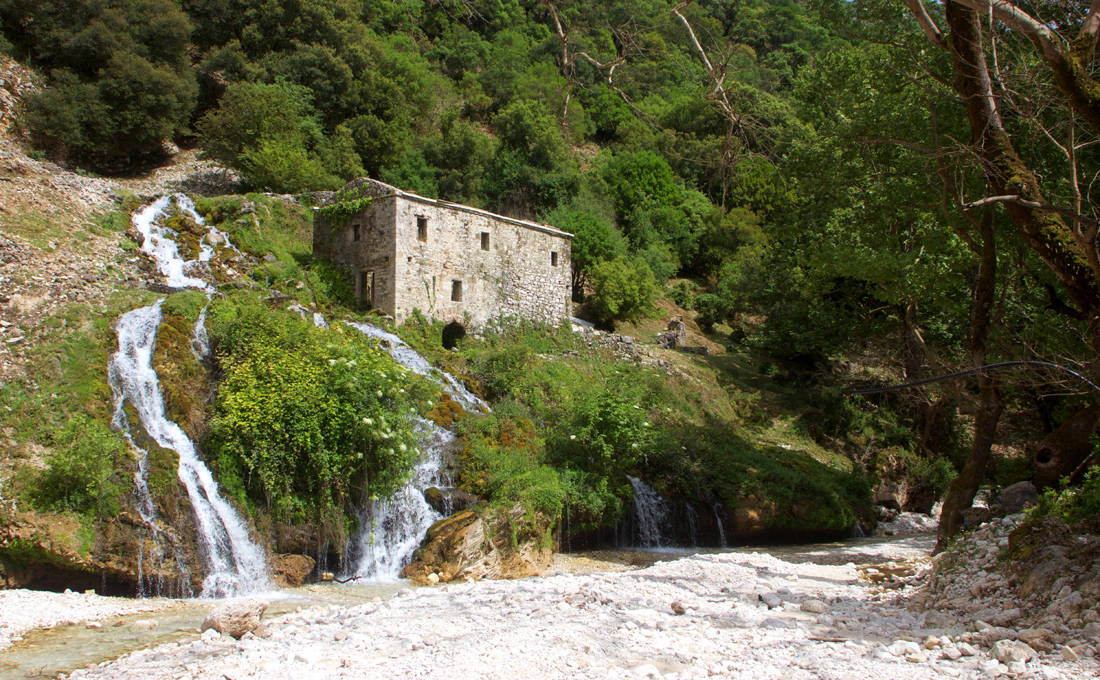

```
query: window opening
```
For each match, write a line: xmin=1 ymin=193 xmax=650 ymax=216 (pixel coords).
xmin=352 ymin=224 xmax=360 ymax=242
xmin=417 ymin=216 xmax=428 ymax=241
xmin=481 ymin=232 xmax=490 ymax=250
xmin=551 ymin=251 xmax=559 ymax=267
xmin=359 ymin=271 xmax=375 ymax=308
xmin=451 ymin=280 xmax=463 ymax=302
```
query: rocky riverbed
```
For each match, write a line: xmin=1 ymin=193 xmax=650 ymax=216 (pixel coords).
xmin=0 ymin=529 xmax=1078 ymax=680
xmin=0 ymin=589 xmax=176 ymax=650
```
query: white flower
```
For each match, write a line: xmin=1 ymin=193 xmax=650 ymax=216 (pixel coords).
xmin=569 ymin=435 xmax=576 ymax=440
xmin=399 ymin=443 xmax=407 ymax=452
xmin=362 ymin=417 xmax=373 ymax=426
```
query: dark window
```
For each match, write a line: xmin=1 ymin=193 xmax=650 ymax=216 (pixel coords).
xmin=417 ymin=216 xmax=428 ymax=241
xmin=551 ymin=251 xmax=559 ymax=267
xmin=480 ymin=232 xmax=490 ymax=250
xmin=451 ymin=280 xmax=463 ymax=302
xmin=352 ymin=224 xmax=360 ymax=242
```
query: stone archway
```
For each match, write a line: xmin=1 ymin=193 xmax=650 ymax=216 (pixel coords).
xmin=442 ymin=320 xmax=466 ymax=350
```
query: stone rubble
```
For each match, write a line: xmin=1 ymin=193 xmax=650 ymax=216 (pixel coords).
xmin=48 ymin=534 xmax=1099 ymax=680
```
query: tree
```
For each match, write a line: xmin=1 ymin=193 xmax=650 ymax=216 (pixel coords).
xmin=196 ymin=80 xmax=350 ymax=192
xmin=545 ymin=203 xmax=626 ymax=300
xmin=3 ymin=0 xmax=196 ymax=169
xmin=587 ymin=256 xmax=659 ymax=326
xmin=899 ymin=0 xmax=1100 ymax=548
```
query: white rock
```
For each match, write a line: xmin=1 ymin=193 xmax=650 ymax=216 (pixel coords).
xmin=992 ymin=639 xmax=1036 ymax=664
xmin=800 ymin=599 xmax=828 ymax=614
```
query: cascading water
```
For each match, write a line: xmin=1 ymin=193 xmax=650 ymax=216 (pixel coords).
xmin=627 ymin=476 xmax=672 ymax=548
xmin=351 ymin=421 xmax=454 ymax=580
xmin=713 ymin=501 xmax=728 ymax=548
xmin=346 ymin=321 xmax=484 ymax=580
xmin=110 ymin=302 xmax=268 ymax=597
xmin=684 ymin=502 xmax=699 ymax=547
xmin=114 ymin=195 xmax=267 ymax=597
xmin=346 ymin=321 xmax=489 ymax=413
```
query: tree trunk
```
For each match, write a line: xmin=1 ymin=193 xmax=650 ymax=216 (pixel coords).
xmin=944 ymin=3 xmax=1099 ymax=349
xmin=935 ymin=204 xmax=1000 ymax=553
xmin=935 ymin=375 xmax=1001 ymax=552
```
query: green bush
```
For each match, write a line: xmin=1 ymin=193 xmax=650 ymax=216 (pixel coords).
xmin=1033 ymin=463 xmax=1100 ymax=526
xmin=30 ymin=413 xmax=128 ymax=519
xmin=206 ymin=294 xmax=432 ymax=527
xmin=588 ymin=256 xmax=659 ymax=326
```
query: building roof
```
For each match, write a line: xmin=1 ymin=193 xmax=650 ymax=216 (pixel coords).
xmin=330 ymin=178 xmax=574 ymax=240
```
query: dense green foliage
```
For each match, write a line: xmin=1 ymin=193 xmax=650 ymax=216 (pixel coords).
xmin=206 ymin=294 xmax=433 ymax=533
xmin=1 ymin=0 xmax=196 ymax=169
xmin=28 ymin=413 xmax=128 ymax=519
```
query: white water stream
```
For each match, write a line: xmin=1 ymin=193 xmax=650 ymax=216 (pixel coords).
xmin=113 ymin=196 xmax=268 ymax=597
xmin=345 ymin=321 xmax=484 ymax=580
xmin=346 ymin=321 xmax=490 ymax=413
xmin=351 ymin=421 xmax=454 ymax=580
xmin=627 ymin=476 xmax=672 ymax=548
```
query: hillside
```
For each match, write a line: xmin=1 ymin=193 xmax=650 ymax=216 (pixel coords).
xmin=0 ymin=0 xmax=1097 ymax=603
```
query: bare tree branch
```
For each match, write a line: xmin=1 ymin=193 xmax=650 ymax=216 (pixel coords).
xmin=905 ymin=0 xmax=946 ymax=47
xmin=670 ymin=1 xmax=742 ymax=131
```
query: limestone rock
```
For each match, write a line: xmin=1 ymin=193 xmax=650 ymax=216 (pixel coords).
xmin=201 ymin=599 xmax=267 ymax=639
xmin=800 ymin=599 xmax=828 ymax=614
xmin=401 ymin=505 xmax=552 ymax=585
xmin=991 ymin=639 xmax=1036 ymax=664
xmin=271 ymin=553 xmax=315 ymax=587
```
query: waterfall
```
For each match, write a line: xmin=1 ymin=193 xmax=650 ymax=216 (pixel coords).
xmin=713 ymin=501 xmax=728 ymax=548
xmin=627 ymin=476 xmax=671 ymax=548
xmin=115 ymin=195 xmax=267 ymax=597
xmin=351 ymin=421 xmax=454 ymax=580
xmin=110 ymin=302 xmax=269 ymax=597
xmin=684 ymin=502 xmax=699 ymax=547
xmin=190 ymin=305 xmax=210 ymax=360
xmin=346 ymin=321 xmax=489 ymax=413
xmin=131 ymin=194 xmax=238 ymax=290
xmin=345 ymin=320 xmax=486 ymax=581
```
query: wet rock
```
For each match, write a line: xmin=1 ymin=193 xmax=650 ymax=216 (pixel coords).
xmin=271 ymin=553 xmax=315 ymax=587
xmin=201 ymin=599 xmax=267 ymax=639
xmin=422 ymin=487 xmax=479 ymax=515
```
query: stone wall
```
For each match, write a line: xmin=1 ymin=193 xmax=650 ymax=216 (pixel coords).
xmin=315 ymin=179 xmax=572 ymax=328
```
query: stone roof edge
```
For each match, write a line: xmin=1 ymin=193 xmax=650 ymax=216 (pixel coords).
xmin=387 ymin=189 xmax=574 ymax=240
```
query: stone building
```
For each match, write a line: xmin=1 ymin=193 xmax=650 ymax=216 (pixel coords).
xmin=313 ymin=178 xmax=572 ymax=328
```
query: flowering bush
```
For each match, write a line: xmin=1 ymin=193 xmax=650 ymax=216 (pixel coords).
xmin=207 ymin=294 xmax=431 ymax=528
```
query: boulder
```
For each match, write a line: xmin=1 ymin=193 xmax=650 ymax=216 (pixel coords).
xmin=201 ymin=599 xmax=267 ymax=639
xmin=401 ymin=505 xmax=553 ymax=585
xmin=999 ymin=482 xmax=1039 ymax=515
xmin=422 ymin=487 xmax=480 ymax=516
xmin=991 ymin=639 xmax=1036 ymax=664
xmin=271 ymin=553 xmax=315 ymax=587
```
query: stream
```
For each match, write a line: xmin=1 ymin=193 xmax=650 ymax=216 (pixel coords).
xmin=0 ymin=583 xmax=405 ymax=680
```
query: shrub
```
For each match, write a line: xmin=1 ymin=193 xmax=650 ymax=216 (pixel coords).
xmin=588 ymin=256 xmax=659 ymax=326
xmin=30 ymin=413 xmax=127 ymax=519
xmin=206 ymin=294 xmax=432 ymax=527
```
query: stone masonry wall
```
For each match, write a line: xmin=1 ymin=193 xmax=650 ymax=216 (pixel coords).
xmin=313 ymin=195 xmax=397 ymax=317
xmin=392 ymin=195 xmax=571 ymax=327
xmin=315 ymin=178 xmax=572 ymax=328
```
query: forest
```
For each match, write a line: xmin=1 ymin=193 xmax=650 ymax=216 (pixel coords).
xmin=1 ymin=0 xmax=1099 ymax=558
